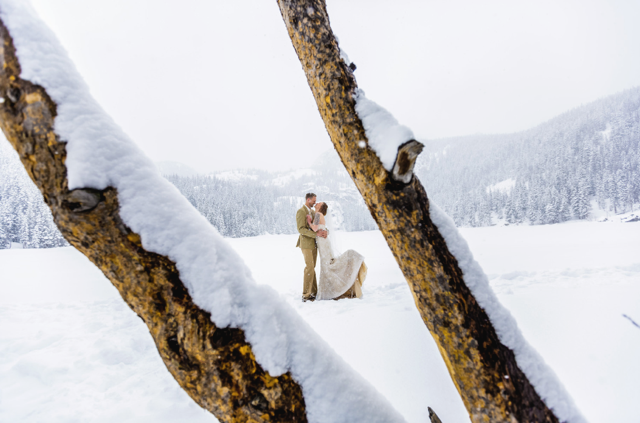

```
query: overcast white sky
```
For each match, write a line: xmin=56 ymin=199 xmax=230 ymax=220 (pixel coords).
xmin=27 ymin=0 xmax=640 ymax=172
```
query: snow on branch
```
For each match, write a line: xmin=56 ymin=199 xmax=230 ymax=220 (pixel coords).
xmin=278 ymin=1 xmax=586 ymax=421
xmin=428 ymin=202 xmax=587 ymax=422
xmin=0 ymin=1 xmax=405 ymax=421
xmin=354 ymin=89 xmax=422 ymax=182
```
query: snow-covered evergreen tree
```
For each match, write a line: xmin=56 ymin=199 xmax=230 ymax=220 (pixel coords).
xmin=0 ymin=140 xmax=68 ymax=249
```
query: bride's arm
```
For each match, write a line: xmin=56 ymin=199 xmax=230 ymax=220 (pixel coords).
xmin=320 ymin=215 xmax=328 ymax=235
xmin=307 ymin=213 xmax=321 ymax=232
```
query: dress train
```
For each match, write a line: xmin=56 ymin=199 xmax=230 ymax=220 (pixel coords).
xmin=315 ymin=224 xmax=366 ymax=300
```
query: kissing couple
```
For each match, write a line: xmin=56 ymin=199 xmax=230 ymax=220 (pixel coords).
xmin=296 ymin=193 xmax=367 ymax=302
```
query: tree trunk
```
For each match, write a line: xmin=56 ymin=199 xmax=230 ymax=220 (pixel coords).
xmin=276 ymin=1 xmax=559 ymax=422
xmin=0 ymin=19 xmax=306 ymax=423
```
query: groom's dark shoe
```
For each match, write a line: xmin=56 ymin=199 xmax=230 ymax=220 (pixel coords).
xmin=302 ymin=295 xmax=316 ymax=302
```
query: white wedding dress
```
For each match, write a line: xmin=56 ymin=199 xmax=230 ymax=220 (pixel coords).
xmin=315 ymin=224 xmax=367 ymax=300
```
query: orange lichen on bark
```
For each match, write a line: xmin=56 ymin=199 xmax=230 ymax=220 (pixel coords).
xmin=277 ymin=1 xmax=559 ymax=422
xmin=0 ymin=19 xmax=306 ymax=423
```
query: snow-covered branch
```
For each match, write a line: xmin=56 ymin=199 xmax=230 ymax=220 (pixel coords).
xmin=277 ymin=0 xmax=585 ymax=422
xmin=0 ymin=2 xmax=406 ymax=422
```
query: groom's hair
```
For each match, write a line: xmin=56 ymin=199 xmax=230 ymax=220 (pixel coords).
xmin=305 ymin=193 xmax=316 ymax=200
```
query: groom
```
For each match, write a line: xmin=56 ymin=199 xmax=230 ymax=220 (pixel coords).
xmin=296 ymin=193 xmax=327 ymax=302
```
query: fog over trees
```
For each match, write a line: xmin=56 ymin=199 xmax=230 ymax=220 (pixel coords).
xmin=164 ymin=151 xmax=377 ymax=238
xmin=2 ymin=87 xmax=638 ymax=248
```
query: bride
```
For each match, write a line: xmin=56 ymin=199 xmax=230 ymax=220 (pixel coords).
xmin=307 ymin=202 xmax=367 ymax=300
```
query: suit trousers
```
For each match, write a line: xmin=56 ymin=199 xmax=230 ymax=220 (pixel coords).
xmin=301 ymin=247 xmax=318 ymax=299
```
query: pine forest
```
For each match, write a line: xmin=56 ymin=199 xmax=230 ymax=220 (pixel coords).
xmin=1 ymin=87 xmax=639 ymax=248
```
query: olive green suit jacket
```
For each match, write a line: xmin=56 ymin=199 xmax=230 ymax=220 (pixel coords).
xmin=296 ymin=205 xmax=317 ymax=249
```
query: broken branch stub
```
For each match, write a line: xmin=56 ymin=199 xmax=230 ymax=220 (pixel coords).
xmin=392 ymin=139 xmax=423 ymax=184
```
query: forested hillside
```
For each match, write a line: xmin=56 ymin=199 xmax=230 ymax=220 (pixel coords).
xmin=417 ymin=87 xmax=640 ymax=226
xmin=0 ymin=142 xmax=68 ymax=248
xmin=165 ymin=151 xmax=377 ymax=237
xmin=2 ymin=87 xmax=638 ymax=247
xmin=172 ymin=87 xmax=640 ymax=233
xmin=0 ymin=140 xmax=375 ymax=246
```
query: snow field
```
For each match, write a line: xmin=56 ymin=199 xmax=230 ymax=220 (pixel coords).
xmin=1 ymin=221 xmax=639 ymax=422
xmin=0 ymin=300 xmax=215 ymax=423
xmin=0 ymin=1 xmax=636 ymax=422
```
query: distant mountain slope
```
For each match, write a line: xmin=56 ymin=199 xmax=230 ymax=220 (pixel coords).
xmin=3 ymin=88 xmax=638 ymax=247
xmin=165 ymin=150 xmax=376 ymax=238
xmin=416 ymin=87 xmax=640 ymax=226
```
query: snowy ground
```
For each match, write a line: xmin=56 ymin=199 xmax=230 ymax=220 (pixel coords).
xmin=1 ymin=221 xmax=639 ymax=423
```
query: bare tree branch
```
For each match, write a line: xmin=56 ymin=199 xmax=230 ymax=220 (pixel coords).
xmin=623 ymin=314 xmax=640 ymax=329
xmin=428 ymin=407 xmax=443 ymax=423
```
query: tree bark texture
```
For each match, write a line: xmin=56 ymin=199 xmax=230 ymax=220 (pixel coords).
xmin=0 ymin=19 xmax=306 ymax=423
xmin=277 ymin=1 xmax=559 ymax=422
